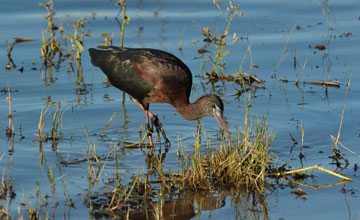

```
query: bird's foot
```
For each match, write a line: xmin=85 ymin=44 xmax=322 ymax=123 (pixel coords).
xmin=145 ymin=123 xmax=154 ymax=145
xmin=150 ymin=114 xmax=170 ymax=151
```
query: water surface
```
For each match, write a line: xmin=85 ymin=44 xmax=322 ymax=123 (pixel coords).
xmin=0 ymin=0 xmax=360 ymax=219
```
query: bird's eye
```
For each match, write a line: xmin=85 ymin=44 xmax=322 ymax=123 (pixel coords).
xmin=212 ymin=104 xmax=218 ymax=113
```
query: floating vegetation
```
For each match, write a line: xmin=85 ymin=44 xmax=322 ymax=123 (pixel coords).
xmin=304 ymin=80 xmax=340 ymax=88
xmin=5 ymin=38 xmax=36 ymax=70
xmin=205 ymin=71 xmax=263 ymax=85
xmin=280 ymin=78 xmax=341 ymax=89
xmin=314 ymin=44 xmax=326 ymax=50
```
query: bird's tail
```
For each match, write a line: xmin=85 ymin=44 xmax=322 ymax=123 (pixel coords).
xmin=89 ymin=46 xmax=127 ymax=67
xmin=88 ymin=48 xmax=106 ymax=67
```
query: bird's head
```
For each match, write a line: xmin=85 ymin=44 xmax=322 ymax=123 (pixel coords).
xmin=197 ymin=94 xmax=231 ymax=146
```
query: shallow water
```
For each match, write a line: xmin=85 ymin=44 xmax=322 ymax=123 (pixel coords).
xmin=0 ymin=0 xmax=360 ymax=219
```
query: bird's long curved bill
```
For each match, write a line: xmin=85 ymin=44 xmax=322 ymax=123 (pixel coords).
xmin=214 ymin=111 xmax=231 ymax=146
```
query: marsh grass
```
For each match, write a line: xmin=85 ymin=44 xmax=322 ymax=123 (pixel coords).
xmin=107 ymin=173 xmax=139 ymax=212
xmin=201 ymin=0 xmax=241 ymax=76
xmin=274 ymin=74 xmax=354 ymax=188
xmin=199 ymin=1 xmax=263 ymax=90
xmin=173 ymin=112 xmax=273 ymax=192
xmin=294 ymin=57 xmax=307 ymax=86
xmin=0 ymin=167 xmax=16 ymax=219
xmin=40 ymin=0 xmax=91 ymax=78
xmin=51 ymin=102 xmax=64 ymax=143
xmin=40 ymin=0 xmax=60 ymax=66
xmin=100 ymin=111 xmax=119 ymax=137
xmin=85 ymin=128 xmax=102 ymax=184
xmin=89 ymin=109 xmax=273 ymax=218
xmin=331 ymin=73 xmax=352 ymax=167
xmin=13 ymin=176 xmax=73 ymax=220
xmin=1 ymin=169 xmax=7 ymax=200
xmin=36 ymin=101 xmax=65 ymax=145
xmin=273 ymin=21 xmax=298 ymax=77
xmin=5 ymin=83 xmax=15 ymax=139
xmin=285 ymin=56 xmax=341 ymax=88
xmin=100 ymin=32 xmax=114 ymax=46
xmin=34 ymin=100 xmax=66 ymax=163
xmin=48 ymin=165 xmax=57 ymax=205
xmin=65 ymin=17 xmax=88 ymax=64
xmin=37 ymin=101 xmax=51 ymax=145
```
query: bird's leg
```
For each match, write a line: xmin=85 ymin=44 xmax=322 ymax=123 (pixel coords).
xmin=129 ymin=96 xmax=170 ymax=150
xmin=148 ymin=111 xmax=170 ymax=150
xmin=129 ymin=96 xmax=154 ymax=147
xmin=145 ymin=110 xmax=154 ymax=146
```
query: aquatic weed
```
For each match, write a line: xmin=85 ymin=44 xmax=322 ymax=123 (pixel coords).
xmin=5 ymin=83 xmax=14 ymax=139
xmin=100 ymin=32 xmax=114 ymax=46
xmin=65 ymin=17 xmax=88 ymax=64
xmin=201 ymin=0 xmax=242 ymax=76
xmin=173 ymin=105 xmax=274 ymax=193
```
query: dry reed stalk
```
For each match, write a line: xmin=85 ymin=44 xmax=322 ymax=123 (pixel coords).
xmin=6 ymin=83 xmax=15 ymax=137
xmin=100 ymin=111 xmax=119 ymax=137
xmin=274 ymin=20 xmax=298 ymax=77
xmin=279 ymin=165 xmax=353 ymax=182
xmin=330 ymin=135 xmax=360 ymax=158
xmin=333 ymin=74 xmax=352 ymax=150
xmin=294 ymin=57 xmax=307 ymax=85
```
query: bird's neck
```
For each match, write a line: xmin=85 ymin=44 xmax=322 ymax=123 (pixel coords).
xmin=173 ymin=99 xmax=206 ymax=121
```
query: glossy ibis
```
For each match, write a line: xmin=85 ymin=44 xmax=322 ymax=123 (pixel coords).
xmin=89 ymin=46 xmax=230 ymax=147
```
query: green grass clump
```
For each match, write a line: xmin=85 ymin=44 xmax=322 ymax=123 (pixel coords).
xmin=89 ymin=114 xmax=273 ymax=218
xmin=174 ymin=112 xmax=273 ymax=193
xmin=37 ymin=101 xmax=65 ymax=143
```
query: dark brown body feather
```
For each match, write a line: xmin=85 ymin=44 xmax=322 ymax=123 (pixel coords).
xmin=89 ymin=47 xmax=192 ymax=110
